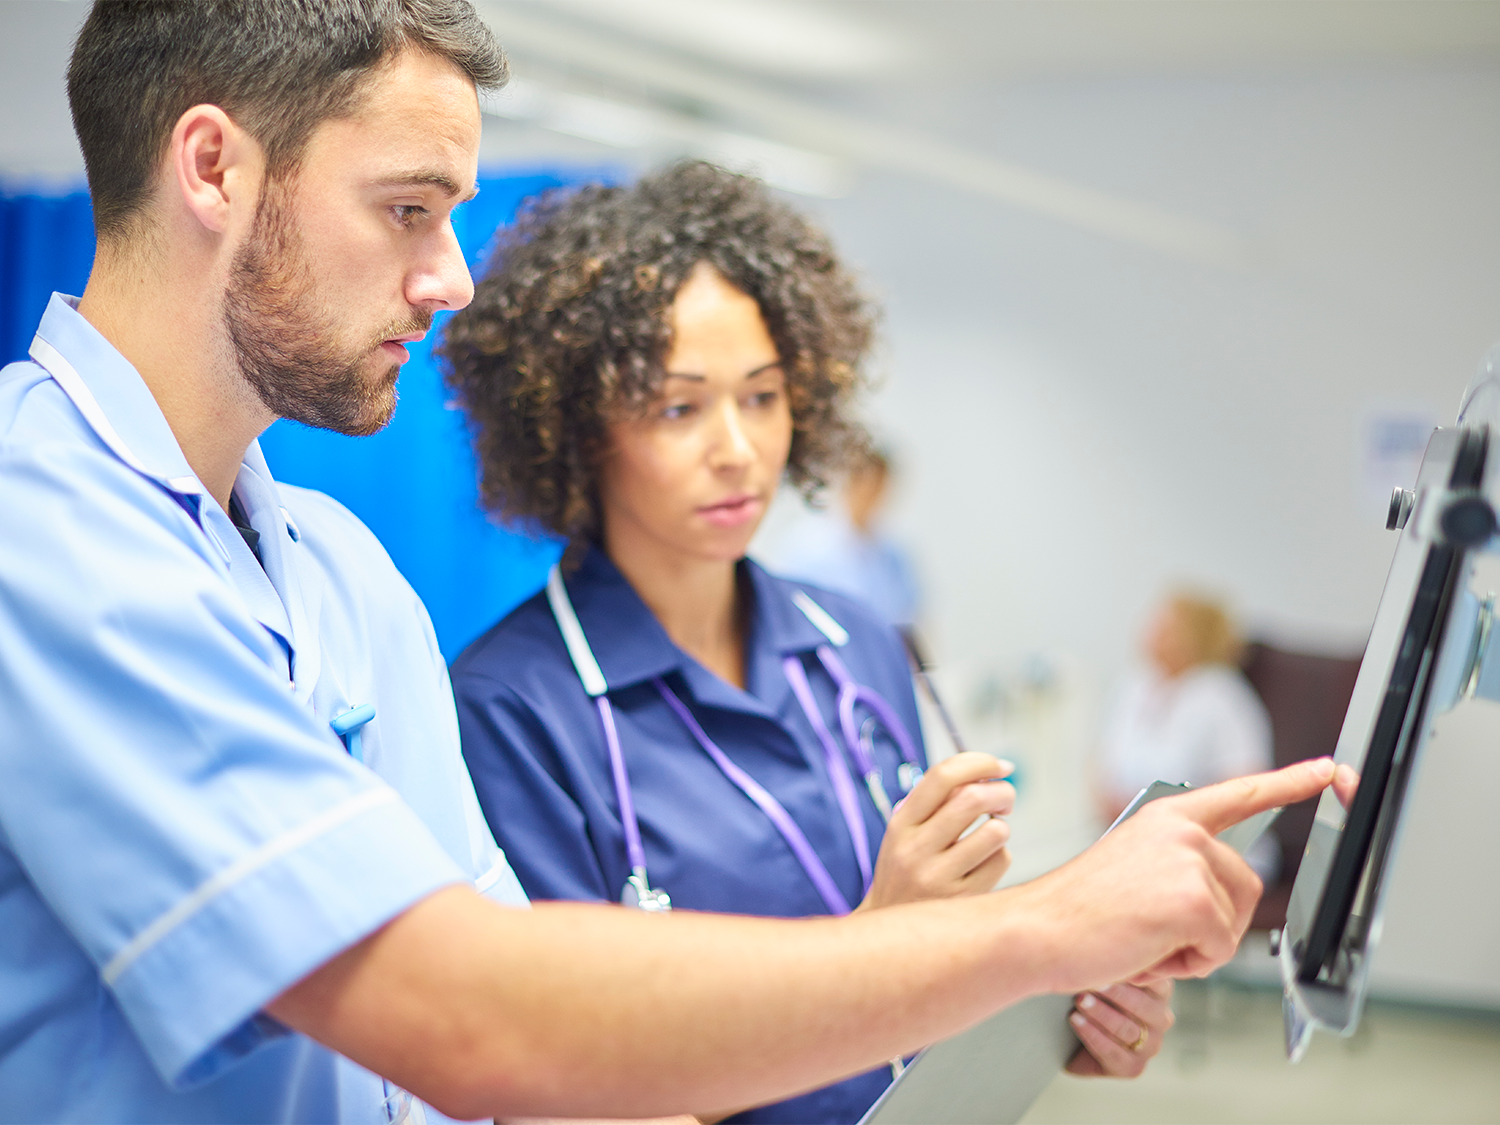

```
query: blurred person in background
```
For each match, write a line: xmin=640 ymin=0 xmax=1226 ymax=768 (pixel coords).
xmin=1095 ymin=592 xmax=1277 ymax=876
xmin=772 ymin=446 xmax=921 ymax=629
xmin=440 ymin=160 xmax=1175 ymax=1124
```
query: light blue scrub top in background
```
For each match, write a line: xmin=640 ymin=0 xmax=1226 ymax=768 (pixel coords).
xmin=0 ymin=295 xmax=528 ymax=1123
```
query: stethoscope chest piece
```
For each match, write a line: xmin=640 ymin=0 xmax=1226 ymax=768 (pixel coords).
xmin=621 ymin=867 xmax=672 ymax=912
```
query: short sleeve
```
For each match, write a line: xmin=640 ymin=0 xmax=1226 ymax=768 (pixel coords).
xmin=0 ymin=442 xmax=466 ymax=1087
xmin=275 ymin=483 xmax=530 ymax=911
xmin=453 ymin=671 xmax=616 ymax=904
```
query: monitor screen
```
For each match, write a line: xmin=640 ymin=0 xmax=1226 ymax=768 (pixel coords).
xmin=1280 ymin=351 xmax=1500 ymax=1060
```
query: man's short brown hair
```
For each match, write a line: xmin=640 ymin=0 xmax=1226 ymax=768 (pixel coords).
xmin=67 ymin=0 xmax=507 ymax=242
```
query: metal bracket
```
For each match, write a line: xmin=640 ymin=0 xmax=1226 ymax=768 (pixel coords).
xmin=1388 ymin=487 xmax=1415 ymax=531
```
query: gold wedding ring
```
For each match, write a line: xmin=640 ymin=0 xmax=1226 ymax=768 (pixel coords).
xmin=1128 ymin=1028 xmax=1149 ymax=1053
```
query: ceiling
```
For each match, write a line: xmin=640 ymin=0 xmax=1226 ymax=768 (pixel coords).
xmin=5 ymin=1 xmax=1498 ymax=264
xmin=483 ymin=0 xmax=1500 ymax=85
xmin=475 ymin=1 xmax=1500 ymax=264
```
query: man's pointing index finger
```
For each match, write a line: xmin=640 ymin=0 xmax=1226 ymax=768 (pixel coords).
xmin=1168 ymin=758 xmax=1337 ymax=837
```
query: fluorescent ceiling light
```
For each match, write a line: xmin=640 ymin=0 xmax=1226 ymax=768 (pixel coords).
xmin=484 ymin=79 xmax=852 ymax=198
xmin=533 ymin=0 xmax=900 ymax=76
xmin=481 ymin=5 xmax=1251 ymax=266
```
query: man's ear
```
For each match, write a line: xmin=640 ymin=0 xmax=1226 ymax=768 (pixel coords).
xmin=170 ymin=104 xmax=260 ymax=236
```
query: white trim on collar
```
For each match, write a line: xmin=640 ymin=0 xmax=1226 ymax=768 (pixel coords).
xmin=546 ymin=563 xmax=609 ymax=697
xmin=790 ymin=589 xmax=850 ymax=646
xmin=28 ymin=335 xmax=205 ymax=498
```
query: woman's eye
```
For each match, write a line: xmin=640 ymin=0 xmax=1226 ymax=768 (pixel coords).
xmin=661 ymin=401 xmax=695 ymax=420
xmin=748 ymin=390 xmax=782 ymax=409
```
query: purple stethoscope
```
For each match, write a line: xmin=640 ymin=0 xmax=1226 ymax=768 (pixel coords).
xmin=545 ymin=565 xmax=926 ymax=916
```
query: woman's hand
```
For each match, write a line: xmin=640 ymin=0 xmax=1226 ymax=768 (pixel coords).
xmin=857 ymin=751 xmax=1016 ymax=911
xmin=1065 ymin=980 xmax=1174 ymax=1078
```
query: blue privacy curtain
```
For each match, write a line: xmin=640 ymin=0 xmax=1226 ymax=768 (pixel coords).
xmin=0 ymin=188 xmax=98 ymax=369
xmin=1 ymin=171 xmax=592 ymax=660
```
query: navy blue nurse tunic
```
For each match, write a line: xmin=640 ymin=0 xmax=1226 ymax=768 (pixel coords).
xmin=452 ymin=546 xmax=929 ymax=1125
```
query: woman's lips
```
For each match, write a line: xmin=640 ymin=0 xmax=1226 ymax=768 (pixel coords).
xmin=698 ymin=494 xmax=763 ymax=529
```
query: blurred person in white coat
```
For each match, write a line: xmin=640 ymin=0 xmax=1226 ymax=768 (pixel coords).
xmin=1096 ymin=592 xmax=1277 ymax=877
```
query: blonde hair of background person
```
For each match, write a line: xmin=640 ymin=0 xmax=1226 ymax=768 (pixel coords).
xmin=1152 ymin=592 xmax=1244 ymax=674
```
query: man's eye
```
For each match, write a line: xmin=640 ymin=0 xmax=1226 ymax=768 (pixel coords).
xmin=393 ymin=204 xmax=429 ymax=227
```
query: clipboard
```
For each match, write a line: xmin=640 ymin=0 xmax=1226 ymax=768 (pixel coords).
xmin=860 ymin=781 xmax=1281 ymax=1125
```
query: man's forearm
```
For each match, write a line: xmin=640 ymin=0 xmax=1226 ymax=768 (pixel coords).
xmin=271 ymin=760 xmax=1338 ymax=1120
xmin=272 ymin=884 xmax=1057 ymax=1120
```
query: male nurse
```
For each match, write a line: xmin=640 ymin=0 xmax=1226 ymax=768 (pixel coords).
xmin=0 ymin=2 xmax=1349 ymax=1121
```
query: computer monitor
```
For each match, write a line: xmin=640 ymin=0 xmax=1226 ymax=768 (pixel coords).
xmin=1280 ymin=345 xmax=1500 ymax=1061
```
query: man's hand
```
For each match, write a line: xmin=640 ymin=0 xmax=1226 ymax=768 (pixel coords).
xmin=859 ymin=752 xmax=1015 ymax=910
xmin=1333 ymin=762 xmax=1360 ymax=808
xmin=1065 ymin=981 xmax=1173 ymax=1078
xmin=1013 ymin=757 xmax=1339 ymax=995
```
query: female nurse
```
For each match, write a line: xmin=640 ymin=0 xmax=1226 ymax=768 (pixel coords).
xmin=439 ymin=161 xmax=1173 ymax=1123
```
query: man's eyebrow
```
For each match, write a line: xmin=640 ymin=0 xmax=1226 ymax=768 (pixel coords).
xmin=376 ymin=172 xmax=480 ymax=202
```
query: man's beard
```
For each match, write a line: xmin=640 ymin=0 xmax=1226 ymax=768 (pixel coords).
xmin=223 ymin=183 xmax=430 ymax=436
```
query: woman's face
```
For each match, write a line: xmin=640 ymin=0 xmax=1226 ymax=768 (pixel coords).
xmin=1144 ymin=602 xmax=1196 ymax=678
xmin=598 ymin=261 xmax=792 ymax=566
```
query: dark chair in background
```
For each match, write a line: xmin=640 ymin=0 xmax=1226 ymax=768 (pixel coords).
xmin=1239 ymin=641 xmax=1363 ymax=931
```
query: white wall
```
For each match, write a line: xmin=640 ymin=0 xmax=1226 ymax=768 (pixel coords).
xmin=793 ymin=67 xmax=1500 ymax=1005
xmin=0 ymin=2 xmax=87 ymax=183
xmin=801 ymin=67 xmax=1500 ymax=688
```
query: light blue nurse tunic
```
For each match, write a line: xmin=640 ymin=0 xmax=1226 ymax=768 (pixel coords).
xmin=452 ymin=545 xmax=929 ymax=1125
xmin=0 ymin=294 xmax=527 ymax=1123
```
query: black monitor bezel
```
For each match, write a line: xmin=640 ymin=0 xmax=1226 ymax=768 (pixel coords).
xmin=1294 ymin=427 xmax=1487 ymax=985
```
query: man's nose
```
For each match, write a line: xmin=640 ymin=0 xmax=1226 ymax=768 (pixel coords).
xmin=408 ymin=220 xmax=475 ymax=312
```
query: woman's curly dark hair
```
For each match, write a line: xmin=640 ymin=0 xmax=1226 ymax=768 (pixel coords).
xmin=438 ymin=160 xmax=876 ymax=550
